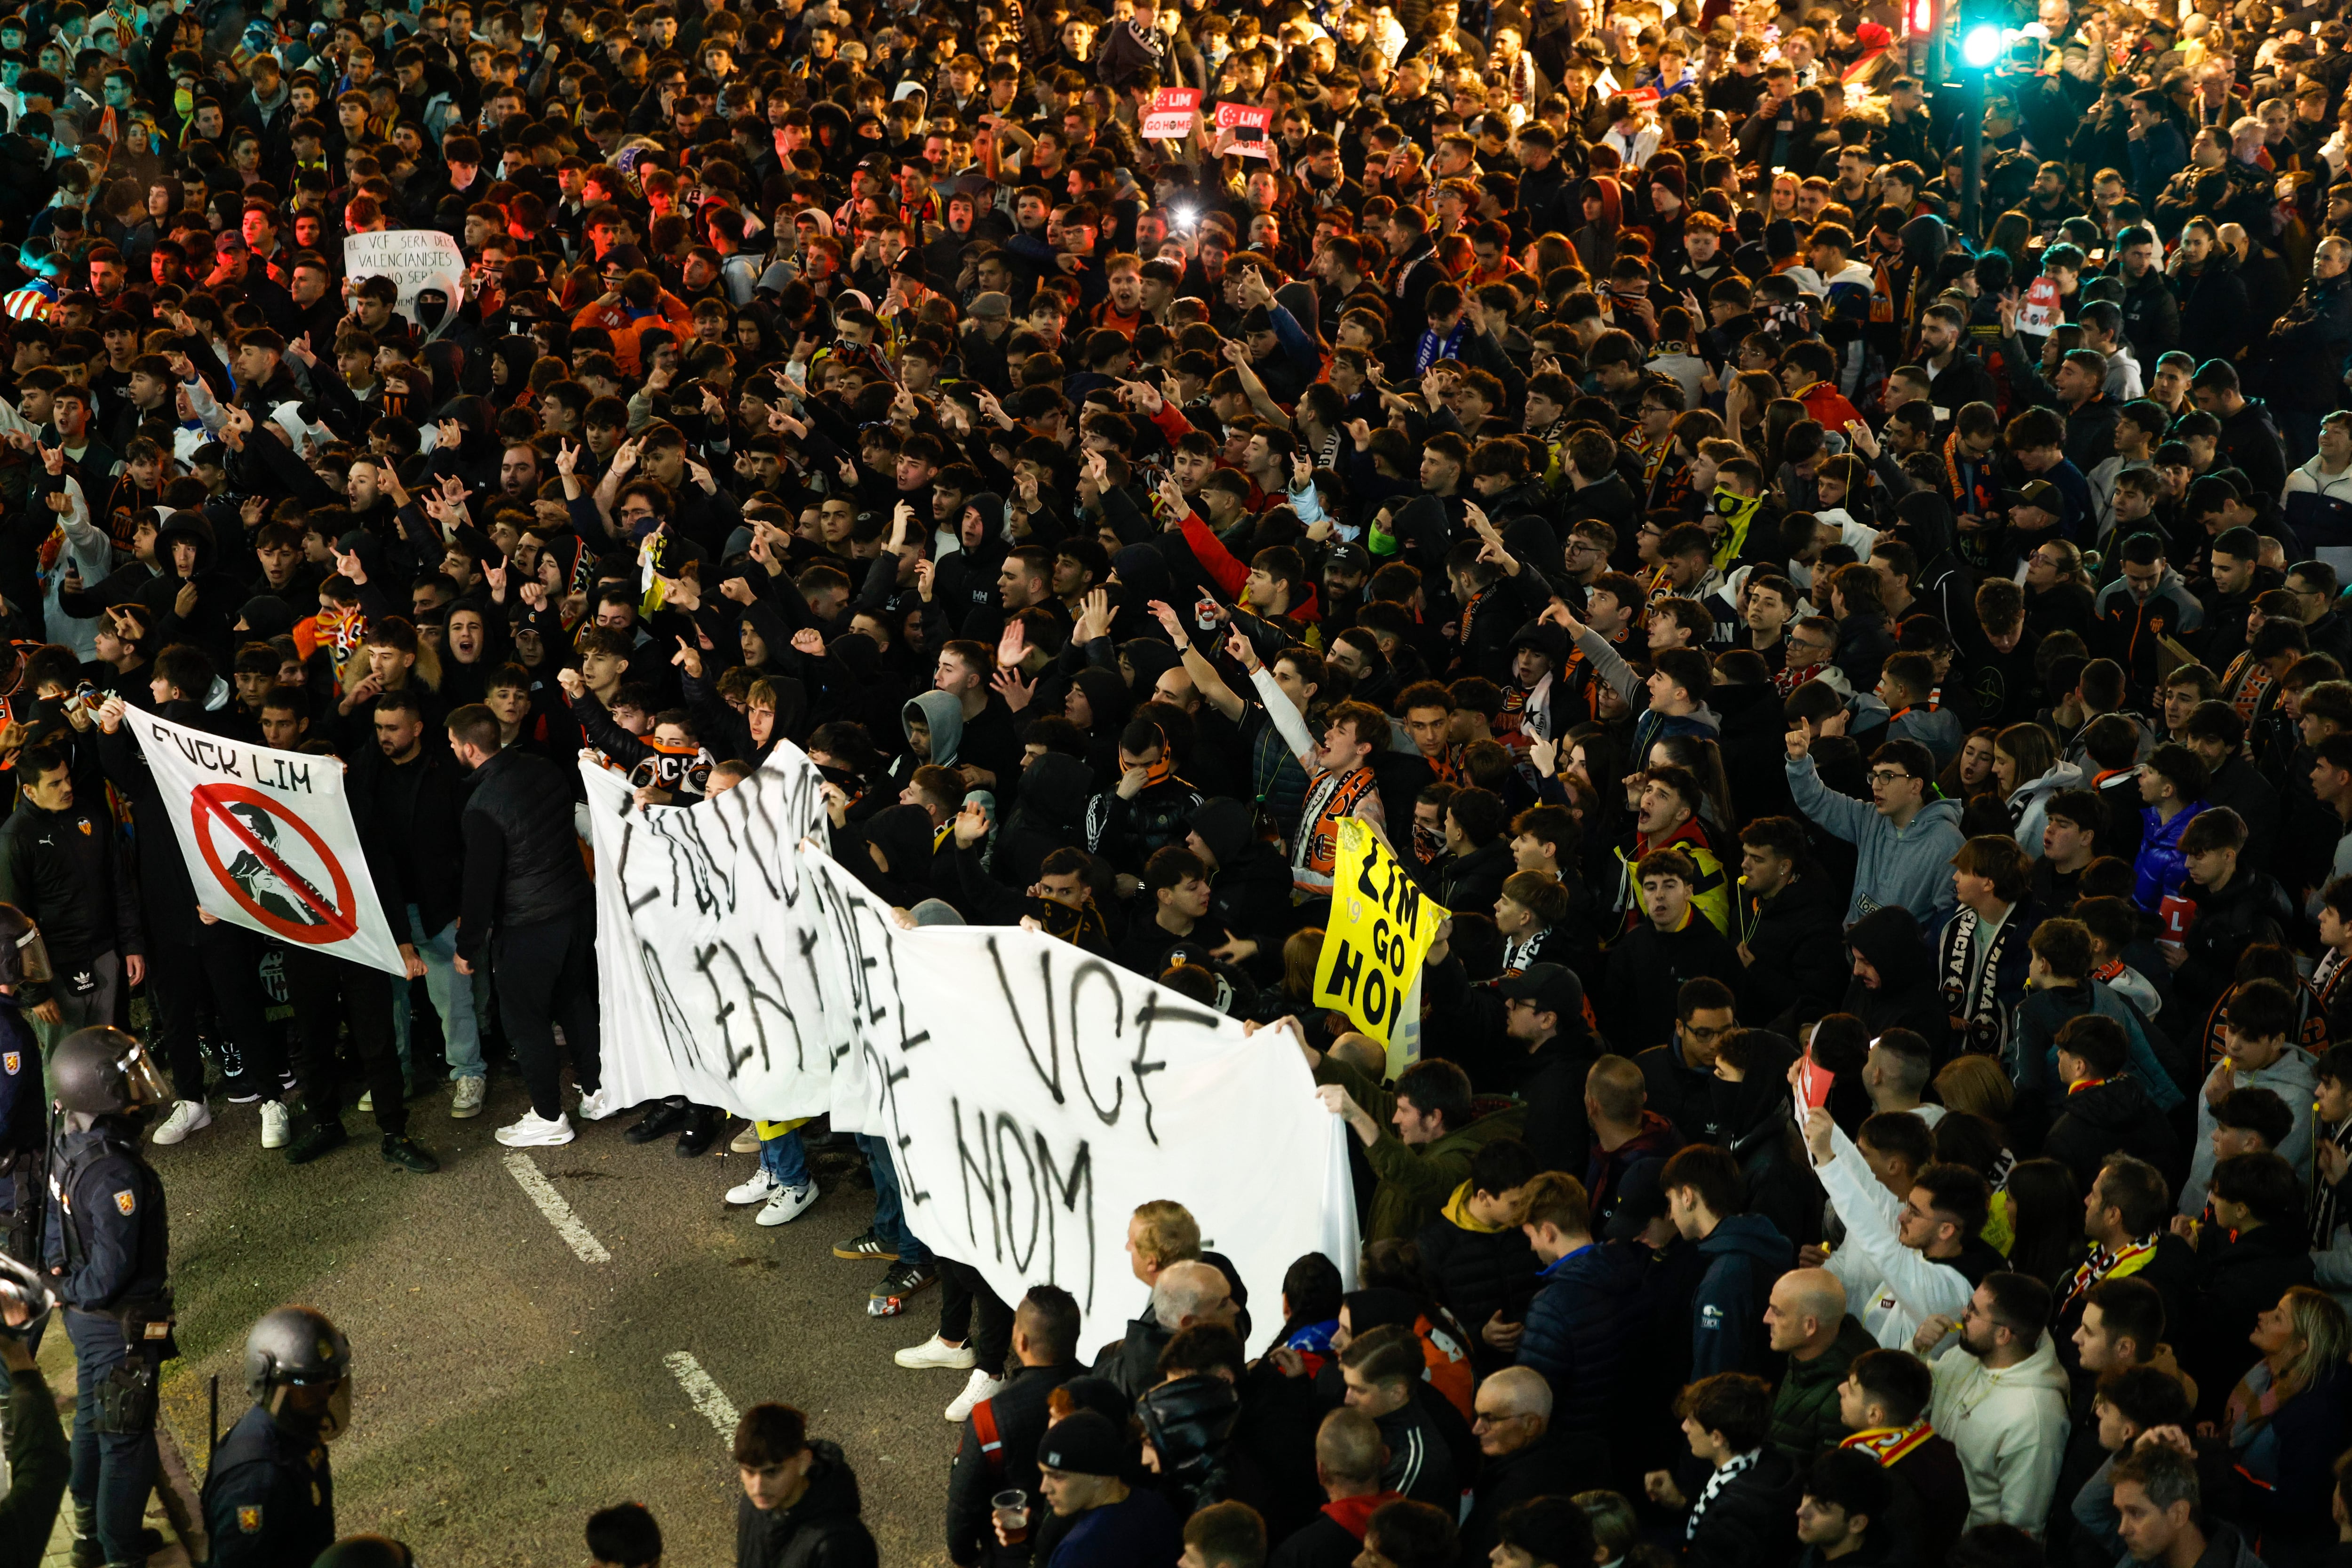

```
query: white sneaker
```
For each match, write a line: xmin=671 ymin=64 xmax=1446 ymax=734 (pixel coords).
xmin=945 ymin=1369 xmax=1005 ymax=1423
xmin=726 ymin=1167 xmax=782 ymax=1206
xmin=450 ymin=1077 xmax=486 ymax=1118
xmin=730 ymin=1122 xmax=762 ymax=1154
xmin=495 ymin=1110 xmax=575 ymax=1147
xmin=259 ymin=1101 xmax=290 ymax=1150
xmin=151 ymin=1099 xmax=211 ymax=1146
xmin=574 ymin=1085 xmax=620 ymax=1122
xmin=755 ymin=1180 xmax=818 ymax=1227
xmin=895 ymin=1335 xmax=979 ymax=1371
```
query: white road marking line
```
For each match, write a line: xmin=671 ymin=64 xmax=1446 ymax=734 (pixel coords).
xmin=501 ymin=1153 xmax=612 ymax=1263
xmin=665 ymin=1351 xmax=740 ymax=1439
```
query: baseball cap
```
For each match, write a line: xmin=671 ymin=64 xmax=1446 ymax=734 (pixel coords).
xmin=1036 ymin=1410 xmax=1124 ymax=1476
xmin=604 ymin=244 xmax=648 ymax=271
xmin=1605 ymin=1158 xmax=1671 ymax=1240
xmin=2000 ymin=479 xmax=2058 ymax=513
xmin=1325 ymin=541 xmax=1370 ymax=574
xmin=1497 ymin=963 xmax=1583 ymax=1022
xmin=968 ymin=291 xmax=1012 ymax=319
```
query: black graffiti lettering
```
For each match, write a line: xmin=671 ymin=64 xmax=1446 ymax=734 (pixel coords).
xmin=726 ymin=783 xmax=784 ymax=903
xmin=655 ymin=810 xmax=732 ymax=917
xmin=1067 ymin=961 xmax=1126 ymax=1128
xmin=638 ymin=939 xmax=704 ymax=1073
xmin=256 ymin=754 xmax=312 ymax=794
xmin=994 ymin=1114 xmax=1042 ymax=1272
xmin=692 ymin=936 xmax=803 ymax=1077
xmin=987 ymin=937 xmax=1066 ymax=1106
xmin=867 ymin=1043 xmax=927 ymax=1204
xmin=948 ymin=1095 xmax=1097 ymax=1313
xmin=1129 ymin=996 xmax=1216 ymax=1147
xmin=167 ymin=729 xmax=244 ymax=778
xmin=619 ymin=824 xmax=667 ymax=915
xmin=953 ymin=1095 xmax=1000 ymax=1255
xmin=1036 ymin=1134 xmax=1097 ymax=1314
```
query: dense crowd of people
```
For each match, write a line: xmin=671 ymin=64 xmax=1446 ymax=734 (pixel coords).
xmin=19 ymin=0 xmax=2352 ymax=1561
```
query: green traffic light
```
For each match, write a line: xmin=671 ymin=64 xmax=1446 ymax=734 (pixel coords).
xmin=1962 ymin=22 xmax=2003 ymax=66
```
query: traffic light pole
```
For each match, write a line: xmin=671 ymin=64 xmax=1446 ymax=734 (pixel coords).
xmin=1957 ymin=65 xmax=1984 ymax=240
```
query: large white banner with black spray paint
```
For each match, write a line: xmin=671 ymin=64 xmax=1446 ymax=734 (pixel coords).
xmin=583 ymin=744 xmax=1360 ymax=1351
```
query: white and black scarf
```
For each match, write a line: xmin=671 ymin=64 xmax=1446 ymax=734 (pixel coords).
xmin=1939 ymin=904 xmax=2018 ymax=1057
xmin=1688 ymin=1449 xmax=1760 ymax=1540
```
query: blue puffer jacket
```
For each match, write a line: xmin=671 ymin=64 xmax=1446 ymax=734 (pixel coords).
xmin=1516 ymin=1238 xmax=1648 ymax=1433
xmin=2132 ymin=799 xmax=2208 ymax=912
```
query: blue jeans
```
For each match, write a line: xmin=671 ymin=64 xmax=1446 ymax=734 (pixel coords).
xmin=393 ymin=907 xmax=483 ymax=1081
xmin=855 ymin=1132 xmax=930 ymax=1265
xmin=761 ymin=1128 xmax=810 ymax=1189
xmin=66 ymin=1311 xmax=158 ymax=1565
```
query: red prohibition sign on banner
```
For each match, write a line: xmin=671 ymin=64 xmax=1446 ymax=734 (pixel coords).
xmin=190 ymin=782 xmax=359 ymax=943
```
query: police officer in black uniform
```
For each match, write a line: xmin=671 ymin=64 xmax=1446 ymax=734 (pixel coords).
xmin=0 ymin=903 xmax=50 ymax=1271
xmin=202 ymin=1305 xmax=351 ymax=1565
xmin=41 ymin=1025 xmax=172 ymax=1568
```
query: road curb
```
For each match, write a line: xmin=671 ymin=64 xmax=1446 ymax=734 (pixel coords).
xmin=155 ymin=1406 xmax=207 ymax=1563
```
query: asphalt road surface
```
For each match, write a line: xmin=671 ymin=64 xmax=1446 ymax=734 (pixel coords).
xmin=149 ymin=1077 xmax=966 ymax=1567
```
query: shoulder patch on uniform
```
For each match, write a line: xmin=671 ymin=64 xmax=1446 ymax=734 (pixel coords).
xmin=238 ymin=1505 xmax=262 ymax=1533
xmin=113 ymin=1189 xmax=135 ymax=1215
xmin=1 ymin=1052 xmax=16 ymax=1074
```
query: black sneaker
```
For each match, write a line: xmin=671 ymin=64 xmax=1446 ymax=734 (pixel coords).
xmin=832 ymin=1227 xmax=899 ymax=1262
xmin=625 ymin=1099 xmax=688 ymax=1144
xmin=868 ymin=1259 xmax=938 ymax=1315
xmin=674 ymin=1105 xmax=724 ymax=1157
xmin=222 ymin=1075 xmax=262 ymax=1106
xmin=381 ymin=1135 xmax=440 ymax=1173
xmin=283 ymin=1121 xmax=349 ymax=1165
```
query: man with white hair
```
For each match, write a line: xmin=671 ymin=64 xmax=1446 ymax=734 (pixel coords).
xmin=1461 ymin=1366 xmax=1578 ymax=1561
xmin=1097 ymin=1257 xmax=1235 ymax=1398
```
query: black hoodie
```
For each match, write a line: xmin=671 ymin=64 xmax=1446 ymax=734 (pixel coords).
xmin=135 ymin=510 xmax=252 ymax=671
xmin=735 ymin=1439 xmax=878 ymax=1568
xmin=1840 ymin=906 xmax=1954 ymax=1059
xmin=992 ymin=752 xmax=1092 ymax=893
xmin=1190 ymin=796 xmax=1289 ymax=948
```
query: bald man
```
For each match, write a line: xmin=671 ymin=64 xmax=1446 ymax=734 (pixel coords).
xmin=1462 ymin=1366 xmax=1580 ymax=1562
xmin=1766 ymin=1267 xmax=1875 ymax=1463
xmin=1269 ymin=1406 xmax=1397 ymax=1568
xmin=1584 ymin=1052 xmax=1683 ymax=1232
xmin=1097 ymin=1257 xmax=1237 ymax=1398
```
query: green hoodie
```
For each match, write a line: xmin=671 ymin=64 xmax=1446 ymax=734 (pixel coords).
xmin=1314 ymin=1054 xmax=1526 ymax=1242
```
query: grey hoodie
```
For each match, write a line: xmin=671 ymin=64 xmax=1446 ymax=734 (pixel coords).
xmin=1788 ymin=753 xmax=1967 ymax=927
xmin=904 ymin=689 xmax=965 ymax=768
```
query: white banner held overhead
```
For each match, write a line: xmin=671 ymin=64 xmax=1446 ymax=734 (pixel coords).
xmin=127 ymin=707 xmax=407 ymax=975
xmin=585 ymin=741 xmax=1361 ymax=1352
xmin=797 ymin=849 xmax=1359 ymax=1355
xmin=582 ymin=739 xmax=837 ymax=1119
xmin=342 ymin=230 xmax=468 ymax=336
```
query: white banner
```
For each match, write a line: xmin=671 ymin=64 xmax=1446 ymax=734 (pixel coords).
xmin=587 ymin=746 xmax=1360 ymax=1350
xmin=128 ymin=707 xmax=406 ymax=975
xmin=582 ymin=739 xmax=834 ymax=1119
xmin=342 ymin=230 xmax=467 ymax=335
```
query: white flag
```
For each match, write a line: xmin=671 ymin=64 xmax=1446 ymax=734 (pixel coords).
xmin=127 ymin=707 xmax=406 ymax=975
